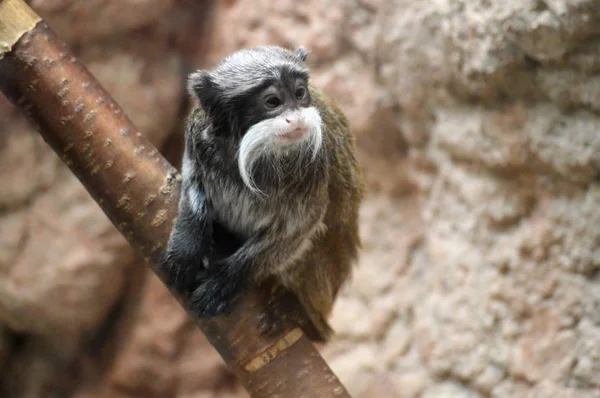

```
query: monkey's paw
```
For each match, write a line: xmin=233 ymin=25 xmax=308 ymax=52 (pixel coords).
xmin=189 ymin=268 xmax=246 ymax=317
xmin=158 ymin=249 xmax=210 ymax=296
xmin=258 ymin=305 xmax=288 ymax=337
xmin=256 ymin=287 xmax=291 ymax=337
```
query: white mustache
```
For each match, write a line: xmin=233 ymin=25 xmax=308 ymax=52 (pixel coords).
xmin=237 ymin=106 xmax=323 ymax=195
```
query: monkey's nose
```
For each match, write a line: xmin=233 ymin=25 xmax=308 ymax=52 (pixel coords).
xmin=284 ymin=117 xmax=302 ymax=128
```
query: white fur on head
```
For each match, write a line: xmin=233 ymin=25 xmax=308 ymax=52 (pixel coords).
xmin=238 ymin=106 xmax=323 ymax=195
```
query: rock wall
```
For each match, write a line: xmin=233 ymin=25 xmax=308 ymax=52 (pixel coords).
xmin=0 ymin=0 xmax=599 ymax=397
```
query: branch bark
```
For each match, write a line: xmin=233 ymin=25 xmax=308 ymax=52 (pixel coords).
xmin=0 ymin=0 xmax=351 ymax=396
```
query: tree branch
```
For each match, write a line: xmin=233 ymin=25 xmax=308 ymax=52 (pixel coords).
xmin=0 ymin=0 xmax=351 ymax=396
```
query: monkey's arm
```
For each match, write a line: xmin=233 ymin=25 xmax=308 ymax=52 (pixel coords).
xmin=189 ymin=214 xmax=325 ymax=317
xmin=159 ymin=184 xmax=214 ymax=295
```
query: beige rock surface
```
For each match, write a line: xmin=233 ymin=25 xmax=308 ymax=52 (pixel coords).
xmin=30 ymin=0 xmax=176 ymax=44
xmin=1 ymin=0 xmax=599 ymax=397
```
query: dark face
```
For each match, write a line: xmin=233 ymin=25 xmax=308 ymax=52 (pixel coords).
xmin=191 ymin=72 xmax=312 ymax=140
xmin=189 ymin=46 xmax=314 ymax=141
xmin=187 ymin=46 xmax=326 ymax=193
xmin=234 ymin=71 xmax=312 ymax=136
xmin=189 ymin=61 xmax=325 ymax=193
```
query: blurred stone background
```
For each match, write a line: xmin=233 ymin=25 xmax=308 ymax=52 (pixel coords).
xmin=1 ymin=0 xmax=599 ymax=397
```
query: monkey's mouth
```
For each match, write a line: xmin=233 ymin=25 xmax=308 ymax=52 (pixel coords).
xmin=238 ymin=107 xmax=323 ymax=193
xmin=276 ymin=127 xmax=309 ymax=143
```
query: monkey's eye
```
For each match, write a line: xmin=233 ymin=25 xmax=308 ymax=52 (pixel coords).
xmin=295 ymin=87 xmax=307 ymax=100
xmin=264 ymin=95 xmax=282 ymax=109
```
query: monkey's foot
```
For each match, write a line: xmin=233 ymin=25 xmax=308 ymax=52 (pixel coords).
xmin=257 ymin=298 xmax=289 ymax=337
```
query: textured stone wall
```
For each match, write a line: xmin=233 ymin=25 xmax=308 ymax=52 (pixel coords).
xmin=1 ymin=1 xmax=599 ymax=397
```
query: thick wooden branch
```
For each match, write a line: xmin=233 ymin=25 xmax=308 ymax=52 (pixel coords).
xmin=0 ymin=0 xmax=351 ymax=396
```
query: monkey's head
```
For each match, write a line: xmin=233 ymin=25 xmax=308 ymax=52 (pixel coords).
xmin=187 ymin=46 xmax=324 ymax=194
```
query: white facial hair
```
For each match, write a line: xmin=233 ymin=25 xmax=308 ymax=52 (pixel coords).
xmin=238 ymin=106 xmax=323 ymax=195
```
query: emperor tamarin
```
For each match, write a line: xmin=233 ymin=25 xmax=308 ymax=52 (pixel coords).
xmin=160 ymin=45 xmax=363 ymax=342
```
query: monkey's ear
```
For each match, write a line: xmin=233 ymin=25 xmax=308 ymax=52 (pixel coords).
xmin=295 ymin=46 xmax=310 ymax=62
xmin=187 ymin=70 xmax=217 ymax=109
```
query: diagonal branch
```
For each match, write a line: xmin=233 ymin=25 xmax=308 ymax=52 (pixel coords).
xmin=0 ymin=0 xmax=351 ymax=396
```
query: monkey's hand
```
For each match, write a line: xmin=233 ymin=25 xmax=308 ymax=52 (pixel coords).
xmin=159 ymin=239 xmax=212 ymax=297
xmin=188 ymin=253 xmax=252 ymax=317
xmin=158 ymin=187 xmax=214 ymax=296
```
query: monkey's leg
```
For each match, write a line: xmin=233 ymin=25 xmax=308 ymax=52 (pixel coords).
xmin=255 ymin=279 xmax=295 ymax=336
xmin=256 ymin=280 xmax=327 ymax=342
xmin=159 ymin=187 xmax=214 ymax=296
xmin=279 ymin=268 xmax=336 ymax=343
